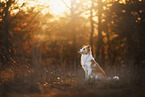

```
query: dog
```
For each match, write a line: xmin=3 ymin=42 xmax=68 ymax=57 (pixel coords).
xmin=78 ymin=45 xmax=107 ymax=80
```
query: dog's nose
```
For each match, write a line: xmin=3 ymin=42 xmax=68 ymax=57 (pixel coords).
xmin=78 ymin=49 xmax=81 ymax=52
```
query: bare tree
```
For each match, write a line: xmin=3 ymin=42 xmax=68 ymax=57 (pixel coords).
xmin=90 ymin=0 xmax=95 ymax=53
xmin=96 ymin=0 xmax=105 ymax=65
xmin=60 ymin=0 xmax=78 ymax=69
xmin=0 ymin=0 xmax=25 ymax=65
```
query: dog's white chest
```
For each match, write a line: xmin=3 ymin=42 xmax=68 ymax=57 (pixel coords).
xmin=81 ymin=54 xmax=94 ymax=66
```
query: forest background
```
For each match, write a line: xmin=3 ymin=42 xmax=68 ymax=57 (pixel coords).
xmin=0 ymin=0 xmax=145 ymax=95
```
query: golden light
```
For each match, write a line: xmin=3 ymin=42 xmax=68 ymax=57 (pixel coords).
xmin=9 ymin=0 xmax=127 ymax=16
xmin=49 ymin=0 xmax=70 ymax=15
xmin=9 ymin=0 xmax=71 ymax=15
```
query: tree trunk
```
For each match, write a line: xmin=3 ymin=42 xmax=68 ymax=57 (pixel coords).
xmin=2 ymin=0 xmax=11 ymax=65
xmin=106 ymin=23 xmax=111 ymax=64
xmin=70 ymin=0 xmax=78 ymax=70
xmin=96 ymin=0 xmax=103 ymax=63
xmin=90 ymin=0 xmax=94 ymax=53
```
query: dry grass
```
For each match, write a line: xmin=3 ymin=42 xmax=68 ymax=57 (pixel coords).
xmin=0 ymin=59 xmax=144 ymax=97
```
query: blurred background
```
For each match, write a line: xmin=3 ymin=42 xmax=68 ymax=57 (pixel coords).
xmin=0 ymin=0 xmax=145 ymax=95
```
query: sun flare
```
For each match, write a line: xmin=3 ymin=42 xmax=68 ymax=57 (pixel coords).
xmin=8 ymin=0 xmax=71 ymax=15
xmin=49 ymin=0 xmax=70 ymax=15
xmin=3 ymin=0 xmax=127 ymax=16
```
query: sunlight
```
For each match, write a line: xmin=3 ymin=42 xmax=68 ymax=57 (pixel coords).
xmin=9 ymin=0 xmax=126 ymax=16
xmin=49 ymin=0 xmax=70 ymax=15
xmin=27 ymin=0 xmax=71 ymax=15
xmin=9 ymin=0 xmax=71 ymax=15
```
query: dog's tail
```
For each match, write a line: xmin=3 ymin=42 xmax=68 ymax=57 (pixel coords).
xmin=94 ymin=61 xmax=107 ymax=79
xmin=107 ymin=76 xmax=120 ymax=80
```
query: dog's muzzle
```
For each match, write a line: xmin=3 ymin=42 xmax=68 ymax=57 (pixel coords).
xmin=78 ymin=49 xmax=82 ymax=53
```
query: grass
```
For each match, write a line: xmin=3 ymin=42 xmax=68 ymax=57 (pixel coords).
xmin=0 ymin=60 xmax=145 ymax=97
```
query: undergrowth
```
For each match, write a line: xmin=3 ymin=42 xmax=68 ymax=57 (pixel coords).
xmin=0 ymin=59 xmax=136 ymax=94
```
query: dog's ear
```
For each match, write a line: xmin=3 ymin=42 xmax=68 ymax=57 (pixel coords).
xmin=87 ymin=45 xmax=91 ymax=51
xmin=87 ymin=45 xmax=91 ymax=48
xmin=82 ymin=45 xmax=86 ymax=48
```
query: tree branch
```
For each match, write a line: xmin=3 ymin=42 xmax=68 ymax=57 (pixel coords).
xmin=10 ymin=3 xmax=25 ymax=22
xmin=60 ymin=0 xmax=71 ymax=9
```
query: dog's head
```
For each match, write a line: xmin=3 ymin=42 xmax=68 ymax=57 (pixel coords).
xmin=78 ymin=45 xmax=91 ymax=54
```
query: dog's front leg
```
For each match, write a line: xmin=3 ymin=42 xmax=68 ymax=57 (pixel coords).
xmin=85 ymin=69 xmax=92 ymax=80
xmin=85 ymin=70 xmax=89 ymax=80
xmin=88 ymin=69 xmax=92 ymax=79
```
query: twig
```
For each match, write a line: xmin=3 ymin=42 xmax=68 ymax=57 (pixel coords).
xmin=60 ymin=0 xmax=71 ymax=9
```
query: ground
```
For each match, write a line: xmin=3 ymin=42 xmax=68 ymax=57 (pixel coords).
xmin=0 ymin=80 xmax=145 ymax=97
xmin=0 ymin=65 xmax=145 ymax=97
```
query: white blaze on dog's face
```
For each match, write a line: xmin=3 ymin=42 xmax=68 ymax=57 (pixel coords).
xmin=78 ymin=45 xmax=91 ymax=54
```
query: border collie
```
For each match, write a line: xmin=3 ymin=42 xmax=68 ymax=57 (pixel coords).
xmin=78 ymin=45 xmax=107 ymax=80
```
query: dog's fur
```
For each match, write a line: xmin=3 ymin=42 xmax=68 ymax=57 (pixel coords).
xmin=78 ymin=45 xmax=107 ymax=80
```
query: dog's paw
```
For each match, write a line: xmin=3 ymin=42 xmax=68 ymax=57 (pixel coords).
xmin=113 ymin=76 xmax=119 ymax=80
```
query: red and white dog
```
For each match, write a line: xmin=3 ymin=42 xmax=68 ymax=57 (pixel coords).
xmin=78 ymin=45 xmax=107 ymax=80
